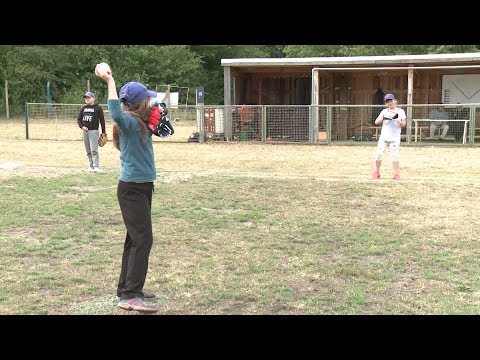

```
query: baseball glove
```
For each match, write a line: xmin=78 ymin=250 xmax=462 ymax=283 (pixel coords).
xmin=147 ymin=103 xmax=175 ymax=138
xmin=383 ymin=113 xmax=399 ymax=121
xmin=98 ymin=133 xmax=108 ymax=147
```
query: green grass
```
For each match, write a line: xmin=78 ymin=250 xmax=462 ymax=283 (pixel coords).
xmin=1 ymin=169 xmax=480 ymax=315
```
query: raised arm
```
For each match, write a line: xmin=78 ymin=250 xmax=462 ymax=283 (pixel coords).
xmin=374 ymin=109 xmax=385 ymax=125
xmin=95 ymin=63 xmax=117 ymax=100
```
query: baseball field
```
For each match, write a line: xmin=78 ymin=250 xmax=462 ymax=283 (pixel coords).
xmin=1 ymin=134 xmax=480 ymax=314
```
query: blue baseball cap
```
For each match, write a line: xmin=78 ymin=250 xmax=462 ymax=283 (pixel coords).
xmin=84 ymin=91 xmax=95 ymax=98
xmin=119 ymin=82 xmax=157 ymax=106
xmin=384 ymin=93 xmax=396 ymax=101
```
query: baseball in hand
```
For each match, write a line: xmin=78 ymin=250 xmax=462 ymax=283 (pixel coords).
xmin=95 ymin=62 xmax=111 ymax=77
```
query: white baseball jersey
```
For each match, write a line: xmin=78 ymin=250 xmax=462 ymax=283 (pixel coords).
xmin=379 ymin=107 xmax=406 ymax=142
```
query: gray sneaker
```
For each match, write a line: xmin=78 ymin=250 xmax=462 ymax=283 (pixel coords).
xmin=117 ymin=297 xmax=159 ymax=313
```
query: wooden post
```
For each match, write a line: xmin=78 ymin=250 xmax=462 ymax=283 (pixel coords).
xmin=258 ymin=78 xmax=262 ymax=105
xmin=25 ymin=102 xmax=29 ymax=139
xmin=426 ymin=72 xmax=430 ymax=105
xmin=326 ymin=106 xmax=332 ymax=143
xmin=223 ymin=66 xmax=232 ymax=140
xmin=5 ymin=80 xmax=9 ymax=118
xmin=336 ymin=74 xmax=349 ymax=140
xmin=469 ymin=105 xmax=475 ymax=144
xmin=407 ymin=67 xmax=414 ymax=143
xmin=166 ymin=85 xmax=171 ymax=106
xmin=310 ymin=69 xmax=320 ymax=143
xmin=262 ymin=105 xmax=267 ymax=142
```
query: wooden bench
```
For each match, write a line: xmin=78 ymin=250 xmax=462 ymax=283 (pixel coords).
xmin=412 ymin=119 xmax=469 ymax=144
xmin=366 ymin=126 xmax=382 ymax=140
xmin=365 ymin=126 xmax=409 ymax=141
xmin=418 ymin=126 xmax=455 ymax=141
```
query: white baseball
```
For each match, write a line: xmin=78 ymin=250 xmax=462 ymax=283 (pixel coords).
xmin=95 ymin=62 xmax=111 ymax=77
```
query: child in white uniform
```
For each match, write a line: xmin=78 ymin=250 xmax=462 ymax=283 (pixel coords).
xmin=371 ymin=93 xmax=407 ymax=180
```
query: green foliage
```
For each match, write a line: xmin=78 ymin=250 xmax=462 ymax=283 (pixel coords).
xmin=283 ymin=45 xmax=480 ymax=57
xmin=103 ymin=45 xmax=203 ymax=92
xmin=425 ymin=45 xmax=480 ymax=53
xmin=189 ymin=45 xmax=283 ymax=104
xmin=1 ymin=45 xmax=480 ymax=114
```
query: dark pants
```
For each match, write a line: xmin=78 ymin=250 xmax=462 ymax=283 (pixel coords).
xmin=116 ymin=180 xmax=154 ymax=300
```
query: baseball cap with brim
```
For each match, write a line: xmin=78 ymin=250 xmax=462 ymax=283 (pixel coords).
xmin=119 ymin=82 xmax=157 ymax=107
xmin=84 ymin=91 xmax=95 ymax=98
xmin=384 ymin=93 xmax=396 ymax=101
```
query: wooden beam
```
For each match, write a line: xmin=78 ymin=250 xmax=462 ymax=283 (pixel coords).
xmin=407 ymin=67 xmax=414 ymax=142
xmin=224 ymin=66 xmax=232 ymax=140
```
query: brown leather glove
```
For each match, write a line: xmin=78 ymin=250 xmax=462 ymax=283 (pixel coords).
xmin=98 ymin=133 xmax=108 ymax=147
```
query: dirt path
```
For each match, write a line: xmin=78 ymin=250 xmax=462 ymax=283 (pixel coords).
xmin=1 ymin=139 xmax=480 ymax=184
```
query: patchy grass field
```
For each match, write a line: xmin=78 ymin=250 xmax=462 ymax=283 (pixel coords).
xmin=1 ymin=139 xmax=480 ymax=314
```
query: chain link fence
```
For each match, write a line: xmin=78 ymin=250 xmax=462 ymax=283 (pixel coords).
xmin=1 ymin=103 xmax=478 ymax=144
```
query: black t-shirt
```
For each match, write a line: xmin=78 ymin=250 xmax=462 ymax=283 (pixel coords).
xmin=77 ymin=104 xmax=106 ymax=133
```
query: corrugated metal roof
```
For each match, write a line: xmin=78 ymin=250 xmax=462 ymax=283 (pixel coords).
xmin=221 ymin=53 xmax=480 ymax=67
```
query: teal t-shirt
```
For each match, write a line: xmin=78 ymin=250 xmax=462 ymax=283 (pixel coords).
xmin=108 ymin=99 xmax=156 ymax=183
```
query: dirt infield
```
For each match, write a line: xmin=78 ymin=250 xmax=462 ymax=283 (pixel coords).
xmin=0 ymin=117 xmax=198 ymax=142
xmin=1 ymin=139 xmax=480 ymax=184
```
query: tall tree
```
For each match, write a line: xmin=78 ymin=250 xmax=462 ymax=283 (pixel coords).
xmin=190 ymin=45 xmax=283 ymax=104
xmin=283 ymin=45 xmax=480 ymax=57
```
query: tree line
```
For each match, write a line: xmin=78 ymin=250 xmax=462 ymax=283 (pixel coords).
xmin=1 ymin=45 xmax=478 ymax=116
